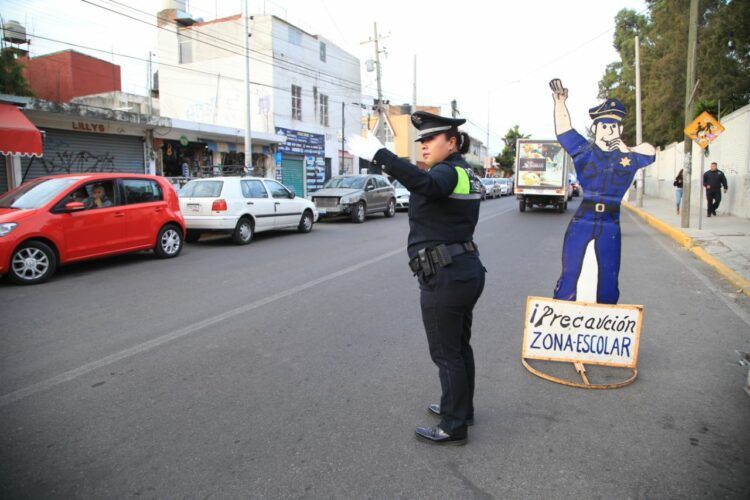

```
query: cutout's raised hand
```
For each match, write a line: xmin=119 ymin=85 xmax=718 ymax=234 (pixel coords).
xmin=550 ymin=78 xmax=568 ymax=102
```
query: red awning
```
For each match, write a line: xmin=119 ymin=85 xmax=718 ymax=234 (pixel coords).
xmin=0 ymin=103 xmax=43 ymax=157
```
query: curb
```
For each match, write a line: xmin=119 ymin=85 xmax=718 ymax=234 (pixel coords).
xmin=623 ymin=201 xmax=750 ymax=298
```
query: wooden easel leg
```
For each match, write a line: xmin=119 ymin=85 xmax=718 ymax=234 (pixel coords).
xmin=573 ymin=362 xmax=590 ymax=385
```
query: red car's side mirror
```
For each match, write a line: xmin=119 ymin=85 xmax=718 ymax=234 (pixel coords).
xmin=65 ymin=201 xmax=86 ymax=212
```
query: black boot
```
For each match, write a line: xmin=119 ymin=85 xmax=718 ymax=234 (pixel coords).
xmin=414 ymin=425 xmax=467 ymax=446
xmin=427 ymin=403 xmax=474 ymax=426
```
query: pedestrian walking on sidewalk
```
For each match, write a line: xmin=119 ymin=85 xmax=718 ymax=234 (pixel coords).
xmin=347 ymin=111 xmax=485 ymax=446
xmin=673 ymin=169 xmax=684 ymax=215
xmin=703 ymin=162 xmax=728 ymax=217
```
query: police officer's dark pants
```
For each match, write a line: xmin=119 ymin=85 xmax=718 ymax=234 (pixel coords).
xmin=418 ymin=252 xmax=485 ymax=438
xmin=706 ymin=189 xmax=721 ymax=215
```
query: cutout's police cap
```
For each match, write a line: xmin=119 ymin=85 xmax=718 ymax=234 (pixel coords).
xmin=411 ymin=111 xmax=466 ymax=142
xmin=588 ymin=98 xmax=627 ymax=123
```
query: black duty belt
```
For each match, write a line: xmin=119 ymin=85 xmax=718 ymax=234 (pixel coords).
xmin=580 ymin=200 xmax=621 ymax=214
xmin=409 ymin=241 xmax=478 ymax=277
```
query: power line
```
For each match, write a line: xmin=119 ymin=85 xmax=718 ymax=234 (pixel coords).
xmin=25 ymin=33 xmax=367 ymax=109
xmin=81 ymin=0 xmax=363 ymax=93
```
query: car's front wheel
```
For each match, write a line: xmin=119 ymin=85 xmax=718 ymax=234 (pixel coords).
xmin=384 ymin=199 xmax=396 ymax=218
xmin=154 ymin=224 xmax=183 ymax=258
xmin=298 ymin=210 xmax=314 ymax=233
xmin=9 ymin=240 xmax=58 ymax=285
xmin=351 ymin=201 xmax=366 ymax=223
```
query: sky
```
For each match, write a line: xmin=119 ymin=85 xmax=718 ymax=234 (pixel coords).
xmin=0 ymin=0 xmax=647 ymax=155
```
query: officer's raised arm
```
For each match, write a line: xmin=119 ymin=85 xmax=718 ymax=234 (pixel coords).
xmin=550 ymin=79 xmax=573 ymax=135
xmin=346 ymin=132 xmax=456 ymax=199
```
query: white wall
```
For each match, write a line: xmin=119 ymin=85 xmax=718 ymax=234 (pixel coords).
xmin=157 ymin=13 xmax=272 ymax=134
xmin=269 ymin=17 xmax=362 ymax=177
xmin=643 ymin=104 xmax=750 ymax=219
xmin=157 ymin=12 xmax=362 ymax=177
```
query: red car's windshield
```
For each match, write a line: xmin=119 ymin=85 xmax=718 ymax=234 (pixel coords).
xmin=0 ymin=178 xmax=80 ymax=209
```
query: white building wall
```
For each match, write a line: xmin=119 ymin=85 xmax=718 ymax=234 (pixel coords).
xmin=268 ymin=17 xmax=361 ymax=177
xmin=643 ymin=104 xmax=750 ymax=219
xmin=157 ymin=13 xmax=273 ymax=135
xmin=157 ymin=12 xmax=362 ymax=178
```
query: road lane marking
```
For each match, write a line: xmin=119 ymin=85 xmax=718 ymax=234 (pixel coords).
xmin=0 ymin=205 xmax=516 ymax=408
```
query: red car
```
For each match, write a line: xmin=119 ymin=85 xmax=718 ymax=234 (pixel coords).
xmin=0 ymin=174 xmax=186 ymax=285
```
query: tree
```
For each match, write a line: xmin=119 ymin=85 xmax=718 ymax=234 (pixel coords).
xmin=495 ymin=125 xmax=529 ymax=175
xmin=597 ymin=9 xmax=649 ymax=145
xmin=598 ymin=0 xmax=750 ymax=148
xmin=0 ymin=49 xmax=33 ymax=97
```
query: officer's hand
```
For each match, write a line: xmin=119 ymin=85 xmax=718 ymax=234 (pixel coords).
xmin=549 ymin=78 xmax=568 ymax=102
xmin=346 ymin=132 xmax=385 ymax=162
xmin=606 ymin=138 xmax=630 ymax=153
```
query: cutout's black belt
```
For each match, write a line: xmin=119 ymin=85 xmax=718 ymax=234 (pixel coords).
xmin=580 ymin=200 xmax=620 ymax=214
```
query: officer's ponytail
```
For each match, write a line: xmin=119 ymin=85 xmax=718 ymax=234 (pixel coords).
xmin=458 ymin=131 xmax=471 ymax=155
xmin=446 ymin=129 xmax=471 ymax=155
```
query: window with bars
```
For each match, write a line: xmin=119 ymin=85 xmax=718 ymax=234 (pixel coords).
xmin=291 ymin=85 xmax=302 ymax=120
xmin=320 ymin=94 xmax=329 ymax=127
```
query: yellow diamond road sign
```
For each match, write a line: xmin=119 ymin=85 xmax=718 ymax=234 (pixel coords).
xmin=684 ymin=111 xmax=725 ymax=149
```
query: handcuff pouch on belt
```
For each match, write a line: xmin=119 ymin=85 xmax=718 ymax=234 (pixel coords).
xmin=409 ymin=242 xmax=476 ymax=278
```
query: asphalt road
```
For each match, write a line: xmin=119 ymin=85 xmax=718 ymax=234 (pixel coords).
xmin=1 ymin=195 xmax=748 ymax=499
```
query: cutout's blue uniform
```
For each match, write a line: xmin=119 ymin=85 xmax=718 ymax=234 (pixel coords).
xmin=554 ymin=129 xmax=655 ymax=304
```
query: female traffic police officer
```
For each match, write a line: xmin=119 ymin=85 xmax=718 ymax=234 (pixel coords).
xmin=347 ymin=111 xmax=485 ymax=446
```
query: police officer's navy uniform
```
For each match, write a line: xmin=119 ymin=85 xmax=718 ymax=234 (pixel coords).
xmin=554 ymin=99 xmax=655 ymax=304
xmin=370 ymin=111 xmax=485 ymax=445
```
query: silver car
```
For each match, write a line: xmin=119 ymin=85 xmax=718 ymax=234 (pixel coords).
xmin=312 ymin=175 xmax=397 ymax=223
xmin=481 ymin=178 xmax=502 ymax=199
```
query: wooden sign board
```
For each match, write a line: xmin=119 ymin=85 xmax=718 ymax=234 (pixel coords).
xmin=684 ymin=111 xmax=725 ymax=149
xmin=522 ymin=296 xmax=643 ymax=369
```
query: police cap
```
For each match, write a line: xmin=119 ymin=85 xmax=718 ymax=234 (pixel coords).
xmin=589 ymin=98 xmax=627 ymax=124
xmin=411 ymin=111 xmax=466 ymax=142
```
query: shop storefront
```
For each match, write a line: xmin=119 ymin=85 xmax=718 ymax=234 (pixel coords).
xmin=275 ymin=127 xmax=327 ymax=197
xmin=157 ymin=136 xmax=211 ymax=177
xmin=19 ymin=128 xmax=145 ymax=184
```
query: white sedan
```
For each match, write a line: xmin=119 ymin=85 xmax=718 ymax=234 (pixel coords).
xmin=178 ymin=176 xmax=319 ymax=244
xmin=393 ymin=180 xmax=410 ymax=210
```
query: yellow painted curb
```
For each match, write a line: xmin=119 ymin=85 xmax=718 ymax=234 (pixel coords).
xmin=622 ymin=201 xmax=750 ymax=297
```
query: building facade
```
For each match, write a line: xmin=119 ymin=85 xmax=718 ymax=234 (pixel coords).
xmin=156 ymin=7 xmax=362 ymax=196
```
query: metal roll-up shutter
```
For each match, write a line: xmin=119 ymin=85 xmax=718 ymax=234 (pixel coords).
xmin=20 ymin=129 xmax=144 ymax=183
xmin=1 ymin=160 xmax=8 ymax=194
xmin=280 ymin=155 xmax=305 ymax=197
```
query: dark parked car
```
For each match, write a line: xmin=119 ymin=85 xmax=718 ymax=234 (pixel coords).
xmin=311 ymin=175 xmax=397 ymax=223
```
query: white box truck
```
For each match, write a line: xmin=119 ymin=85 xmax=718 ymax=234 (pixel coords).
xmin=514 ymin=139 xmax=572 ymax=213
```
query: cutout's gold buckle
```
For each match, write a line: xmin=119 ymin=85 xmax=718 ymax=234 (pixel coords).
xmin=595 ymin=203 xmax=605 ymax=213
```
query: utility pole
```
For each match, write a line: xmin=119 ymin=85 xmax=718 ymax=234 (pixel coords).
xmin=147 ymin=51 xmax=154 ymax=116
xmin=340 ymin=101 xmax=345 ymax=173
xmin=681 ymin=0 xmax=699 ymax=228
xmin=373 ymin=22 xmax=386 ymax=143
xmin=635 ymin=35 xmax=644 ymax=208
xmin=242 ymin=0 xmax=253 ymax=174
xmin=411 ymin=54 xmax=418 ymax=163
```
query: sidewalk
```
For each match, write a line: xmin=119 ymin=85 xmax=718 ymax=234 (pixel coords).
xmin=623 ymin=195 xmax=750 ymax=297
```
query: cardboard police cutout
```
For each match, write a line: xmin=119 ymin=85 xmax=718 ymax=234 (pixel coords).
xmin=549 ymin=79 xmax=656 ymax=305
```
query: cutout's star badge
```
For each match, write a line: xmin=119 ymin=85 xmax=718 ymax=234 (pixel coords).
xmin=619 ymin=157 xmax=631 ymax=167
